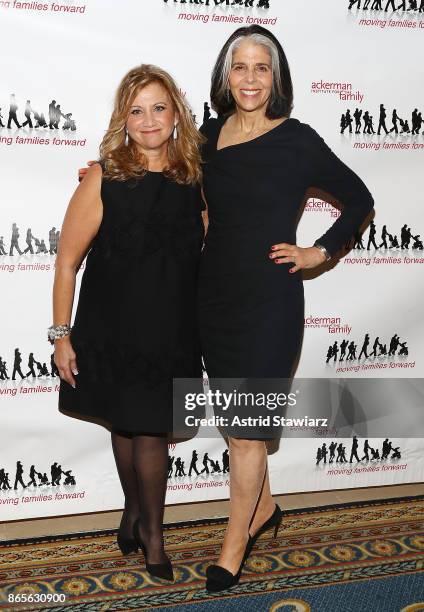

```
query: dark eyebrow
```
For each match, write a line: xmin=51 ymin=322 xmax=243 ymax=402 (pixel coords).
xmin=231 ymin=62 xmax=271 ymax=67
xmin=130 ymin=101 xmax=168 ymax=109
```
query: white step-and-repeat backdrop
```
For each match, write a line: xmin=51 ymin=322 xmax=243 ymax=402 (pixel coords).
xmin=1 ymin=0 xmax=423 ymax=521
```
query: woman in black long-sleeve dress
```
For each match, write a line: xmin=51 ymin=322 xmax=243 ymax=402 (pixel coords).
xmin=200 ymin=26 xmax=374 ymax=591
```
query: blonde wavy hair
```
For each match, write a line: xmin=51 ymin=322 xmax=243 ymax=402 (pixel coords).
xmin=99 ymin=64 xmax=204 ymax=184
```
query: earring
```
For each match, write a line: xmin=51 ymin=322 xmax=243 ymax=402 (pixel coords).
xmin=124 ymin=128 xmax=129 ymax=146
xmin=173 ymin=123 xmax=178 ymax=140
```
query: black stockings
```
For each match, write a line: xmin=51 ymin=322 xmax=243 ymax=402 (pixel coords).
xmin=111 ymin=428 xmax=169 ymax=564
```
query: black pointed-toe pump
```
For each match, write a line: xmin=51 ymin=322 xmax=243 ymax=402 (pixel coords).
xmin=116 ymin=531 xmax=139 ymax=556
xmin=132 ymin=518 xmax=174 ymax=581
xmin=116 ymin=514 xmax=140 ymax=556
xmin=249 ymin=503 xmax=283 ymax=548
xmin=205 ymin=504 xmax=283 ymax=592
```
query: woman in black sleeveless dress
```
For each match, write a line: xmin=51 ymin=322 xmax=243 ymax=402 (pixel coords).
xmin=200 ymin=27 xmax=374 ymax=591
xmin=60 ymin=170 xmax=203 ymax=432
xmin=52 ymin=65 xmax=204 ymax=581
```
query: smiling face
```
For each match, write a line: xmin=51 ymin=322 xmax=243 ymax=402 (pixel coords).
xmin=126 ymin=81 xmax=177 ymax=154
xmin=228 ymin=39 xmax=273 ymax=114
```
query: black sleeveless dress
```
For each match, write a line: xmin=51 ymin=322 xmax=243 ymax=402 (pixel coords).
xmin=59 ymin=171 xmax=204 ymax=433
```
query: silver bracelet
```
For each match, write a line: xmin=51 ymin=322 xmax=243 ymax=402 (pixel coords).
xmin=48 ymin=324 xmax=72 ymax=344
xmin=313 ymin=241 xmax=331 ymax=261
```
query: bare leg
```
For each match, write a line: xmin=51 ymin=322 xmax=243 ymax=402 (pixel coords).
xmin=248 ymin=463 xmax=276 ymax=536
xmin=216 ymin=437 xmax=267 ymax=575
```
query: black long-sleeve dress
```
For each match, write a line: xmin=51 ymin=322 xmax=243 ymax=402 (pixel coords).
xmin=198 ymin=116 xmax=374 ymax=380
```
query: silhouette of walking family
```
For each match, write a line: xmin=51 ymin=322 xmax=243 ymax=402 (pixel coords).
xmin=0 ymin=223 xmax=60 ymax=257
xmin=164 ymin=0 xmax=271 ymax=7
xmin=0 ymin=94 xmax=76 ymax=131
xmin=326 ymin=333 xmax=409 ymax=363
xmin=341 ymin=105 xmax=424 ymax=136
xmin=348 ymin=0 xmax=424 ymax=12
xmin=345 ymin=220 xmax=423 ymax=251
xmin=168 ymin=449 xmax=230 ymax=478
xmin=316 ymin=437 xmax=401 ymax=465
xmin=0 ymin=347 xmax=59 ymax=381
xmin=0 ymin=460 xmax=76 ymax=491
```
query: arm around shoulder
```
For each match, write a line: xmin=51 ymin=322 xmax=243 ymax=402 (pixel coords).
xmin=199 ymin=117 xmax=215 ymax=136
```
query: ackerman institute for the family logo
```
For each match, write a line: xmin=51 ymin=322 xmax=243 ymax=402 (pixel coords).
xmin=310 ymin=79 xmax=424 ymax=148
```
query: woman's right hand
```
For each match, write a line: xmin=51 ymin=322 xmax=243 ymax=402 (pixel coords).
xmin=78 ymin=160 xmax=97 ymax=182
xmin=54 ymin=336 xmax=78 ymax=388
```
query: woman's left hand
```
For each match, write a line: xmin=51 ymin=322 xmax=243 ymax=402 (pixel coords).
xmin=268 ymin=243 xmax=327 ymax=273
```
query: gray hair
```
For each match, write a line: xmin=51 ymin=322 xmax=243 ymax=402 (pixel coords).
xmin=217 ymin=33 xmax=283 ymax=100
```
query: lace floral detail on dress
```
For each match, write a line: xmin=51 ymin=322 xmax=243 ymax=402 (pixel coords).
xmin=142 ymin=212 xmax=204 ymax=260
xmin=91 ymin=210 xmax=203 ymax=262
xmin=71 ymin=337 xmax=202 ymax=387
xmin=91 ymin=210 xmax=147 ymax=260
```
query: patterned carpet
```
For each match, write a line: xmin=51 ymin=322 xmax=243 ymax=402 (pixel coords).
xmin=1 ymin=495 xmax=423 ymax=611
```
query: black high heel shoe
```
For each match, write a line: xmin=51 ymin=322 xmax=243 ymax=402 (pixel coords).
xmin=132 ymin=518 xmax=174 ymax=581
xmin=206 ymin=534 xmax=252 ymax=592
xmin=205 ymin=504 xmax=283 ymax=592
xmin=116 ymin=531 xmax=139 ymax=556
xmin=249 ymin=503 xmax=283 ymax=548
xmin=116 ymin=514 xmax=139 ymax=556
